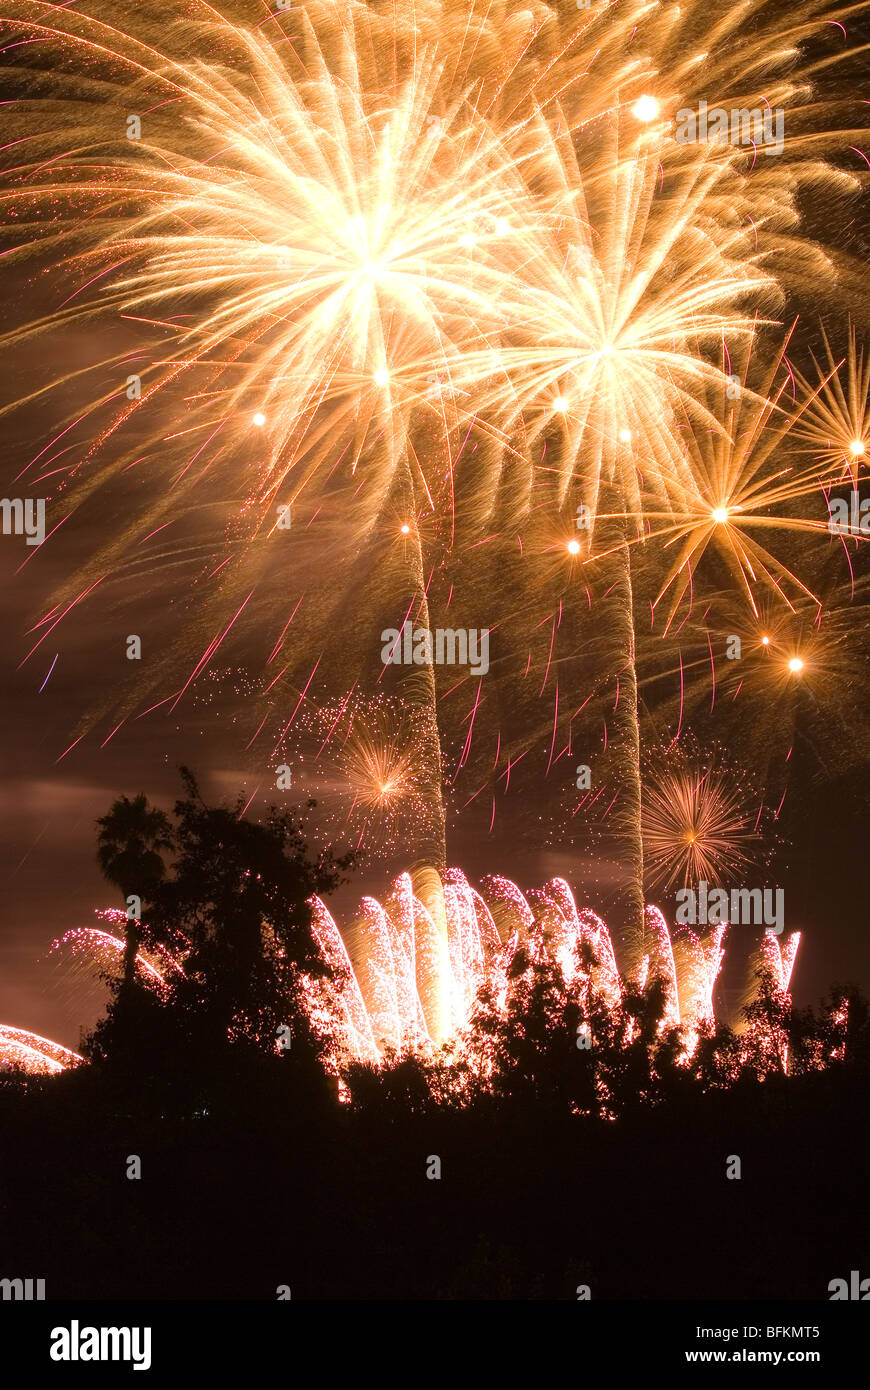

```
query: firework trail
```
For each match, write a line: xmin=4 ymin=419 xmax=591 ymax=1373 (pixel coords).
xmin=0 ymin=0 xmax=867 ymax=887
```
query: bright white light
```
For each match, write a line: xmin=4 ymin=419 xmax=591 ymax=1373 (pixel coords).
xmin=374 ymin=367 xmax=390 ymax=387
xmin=493 ymin=217 xmax=509 ymax=236
xmin=253 ymin=412 xmax=266 ymax=427
xmin=618 ymin=428 xmax=632 ymax=443
xmin=567 ymin=539 xmax=581 ymax=555
xmin=761 ymin=635 xmax=770 ymax=646
xmin=788 ymin=656 xmax=804 ymax=673
xmin=712 ymin=506 xmax=729 ymax=524
xmin=400 ymin=524 xmax=410 ymax=534
xmin=554 ymin=396 xmax=570 ymax=413
xmin=849 ymin=438 xmax=865 ymax=457
xmin=632 ymin=95 xmax=660 ymax=122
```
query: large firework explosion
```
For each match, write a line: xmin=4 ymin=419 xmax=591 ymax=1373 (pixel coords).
xmin=1 ymin=0 xmax=869 ymax=1058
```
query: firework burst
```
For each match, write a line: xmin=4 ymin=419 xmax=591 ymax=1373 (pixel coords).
xmin=794 ymin=324 xmax=870 ymax=482
xmin=643 ymin=764 xmax=760 ymax=892
xmin=286 ymin=692 xmax=446 ymax=862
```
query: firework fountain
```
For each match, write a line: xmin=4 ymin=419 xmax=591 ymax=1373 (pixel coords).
xmin=0 ymin=875 xmax=799 ymax=1077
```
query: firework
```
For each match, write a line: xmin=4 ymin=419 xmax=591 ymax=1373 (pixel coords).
xmin=286 ymin=691 xmax=444 ymax=862
xmin=1 ymin=0 xmax=862 ymax=649
xmin=607 ymin=332 xmax=861 ymax=631
xmin=646 ymin=578 xmax=870 ymax=796
xmin=6 ymin=868 xmax=799 ymax=1079
xmin=642 ymin=765 xmax=759 ymax=892
xmin=0 ymin=0 xmax=867 ymax=898
xmin=0 ymin=0 xmax=538 ymax=872
xmin=794 ymin=325 xmax=870 ymax=483
xmin=0 ymin=1025 xmax=83 ymax=1074
xmin=49 ymin=919 xmax=181 ymax=991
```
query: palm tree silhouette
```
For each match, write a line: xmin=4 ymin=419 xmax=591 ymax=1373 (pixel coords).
xmin=96 ymin=794 xmax=173 ymax=988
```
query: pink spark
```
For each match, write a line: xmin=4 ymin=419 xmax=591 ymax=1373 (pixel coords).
xmin=38 ymin=653 xmax=58 ymax=692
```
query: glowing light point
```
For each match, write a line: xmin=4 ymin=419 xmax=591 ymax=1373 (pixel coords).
xmin=400 ymin=523 xmax=410 ymax=534
xmin=252 ymin=412 xmax=266 ymax=427
xmin=632 ymin=95 xmax=660 ymax=122
xmin=849 ymin=439 xmax=865 ymax=457
xmin=761 ymin=635 xmax=770 ymax=646
xmin=374 ymin=367 xmax=390 ymax=387
xmin=788 ymin=657 xmax=804 ymax=673
xmin=712 ymin=506 xmax=729 ymax=524
xmin=567 ymin=539 xmax=581 ymax=555
xmin=554 ymin=396 xmax=570 ymax=413
xmin=459 ymin=231 xmax=478 ymax=249
xmin=618 ymin=428 xmax=632 ymax=443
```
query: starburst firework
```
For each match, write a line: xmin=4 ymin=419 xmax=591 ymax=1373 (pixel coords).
xmin=643 ymin=765 xmax=759 ymax=892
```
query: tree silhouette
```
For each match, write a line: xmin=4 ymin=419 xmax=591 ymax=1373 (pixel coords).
xmin=784 ymin=983 xmax=870 ymax=1074
xmin=87 ymin=770 xmax=353 ymax=1103
xmin=83 ymin=772 xmax=353 ymax=1106
xmin=96 ymin=792 xmax=174 ymax=988
xmin=154 ymin=769 xmax=351 ymax=1054
xmin=742 ymin=972 xmax=792 ymax=1077
xmin=456 ymin=935 xmax=684 ymax=1118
